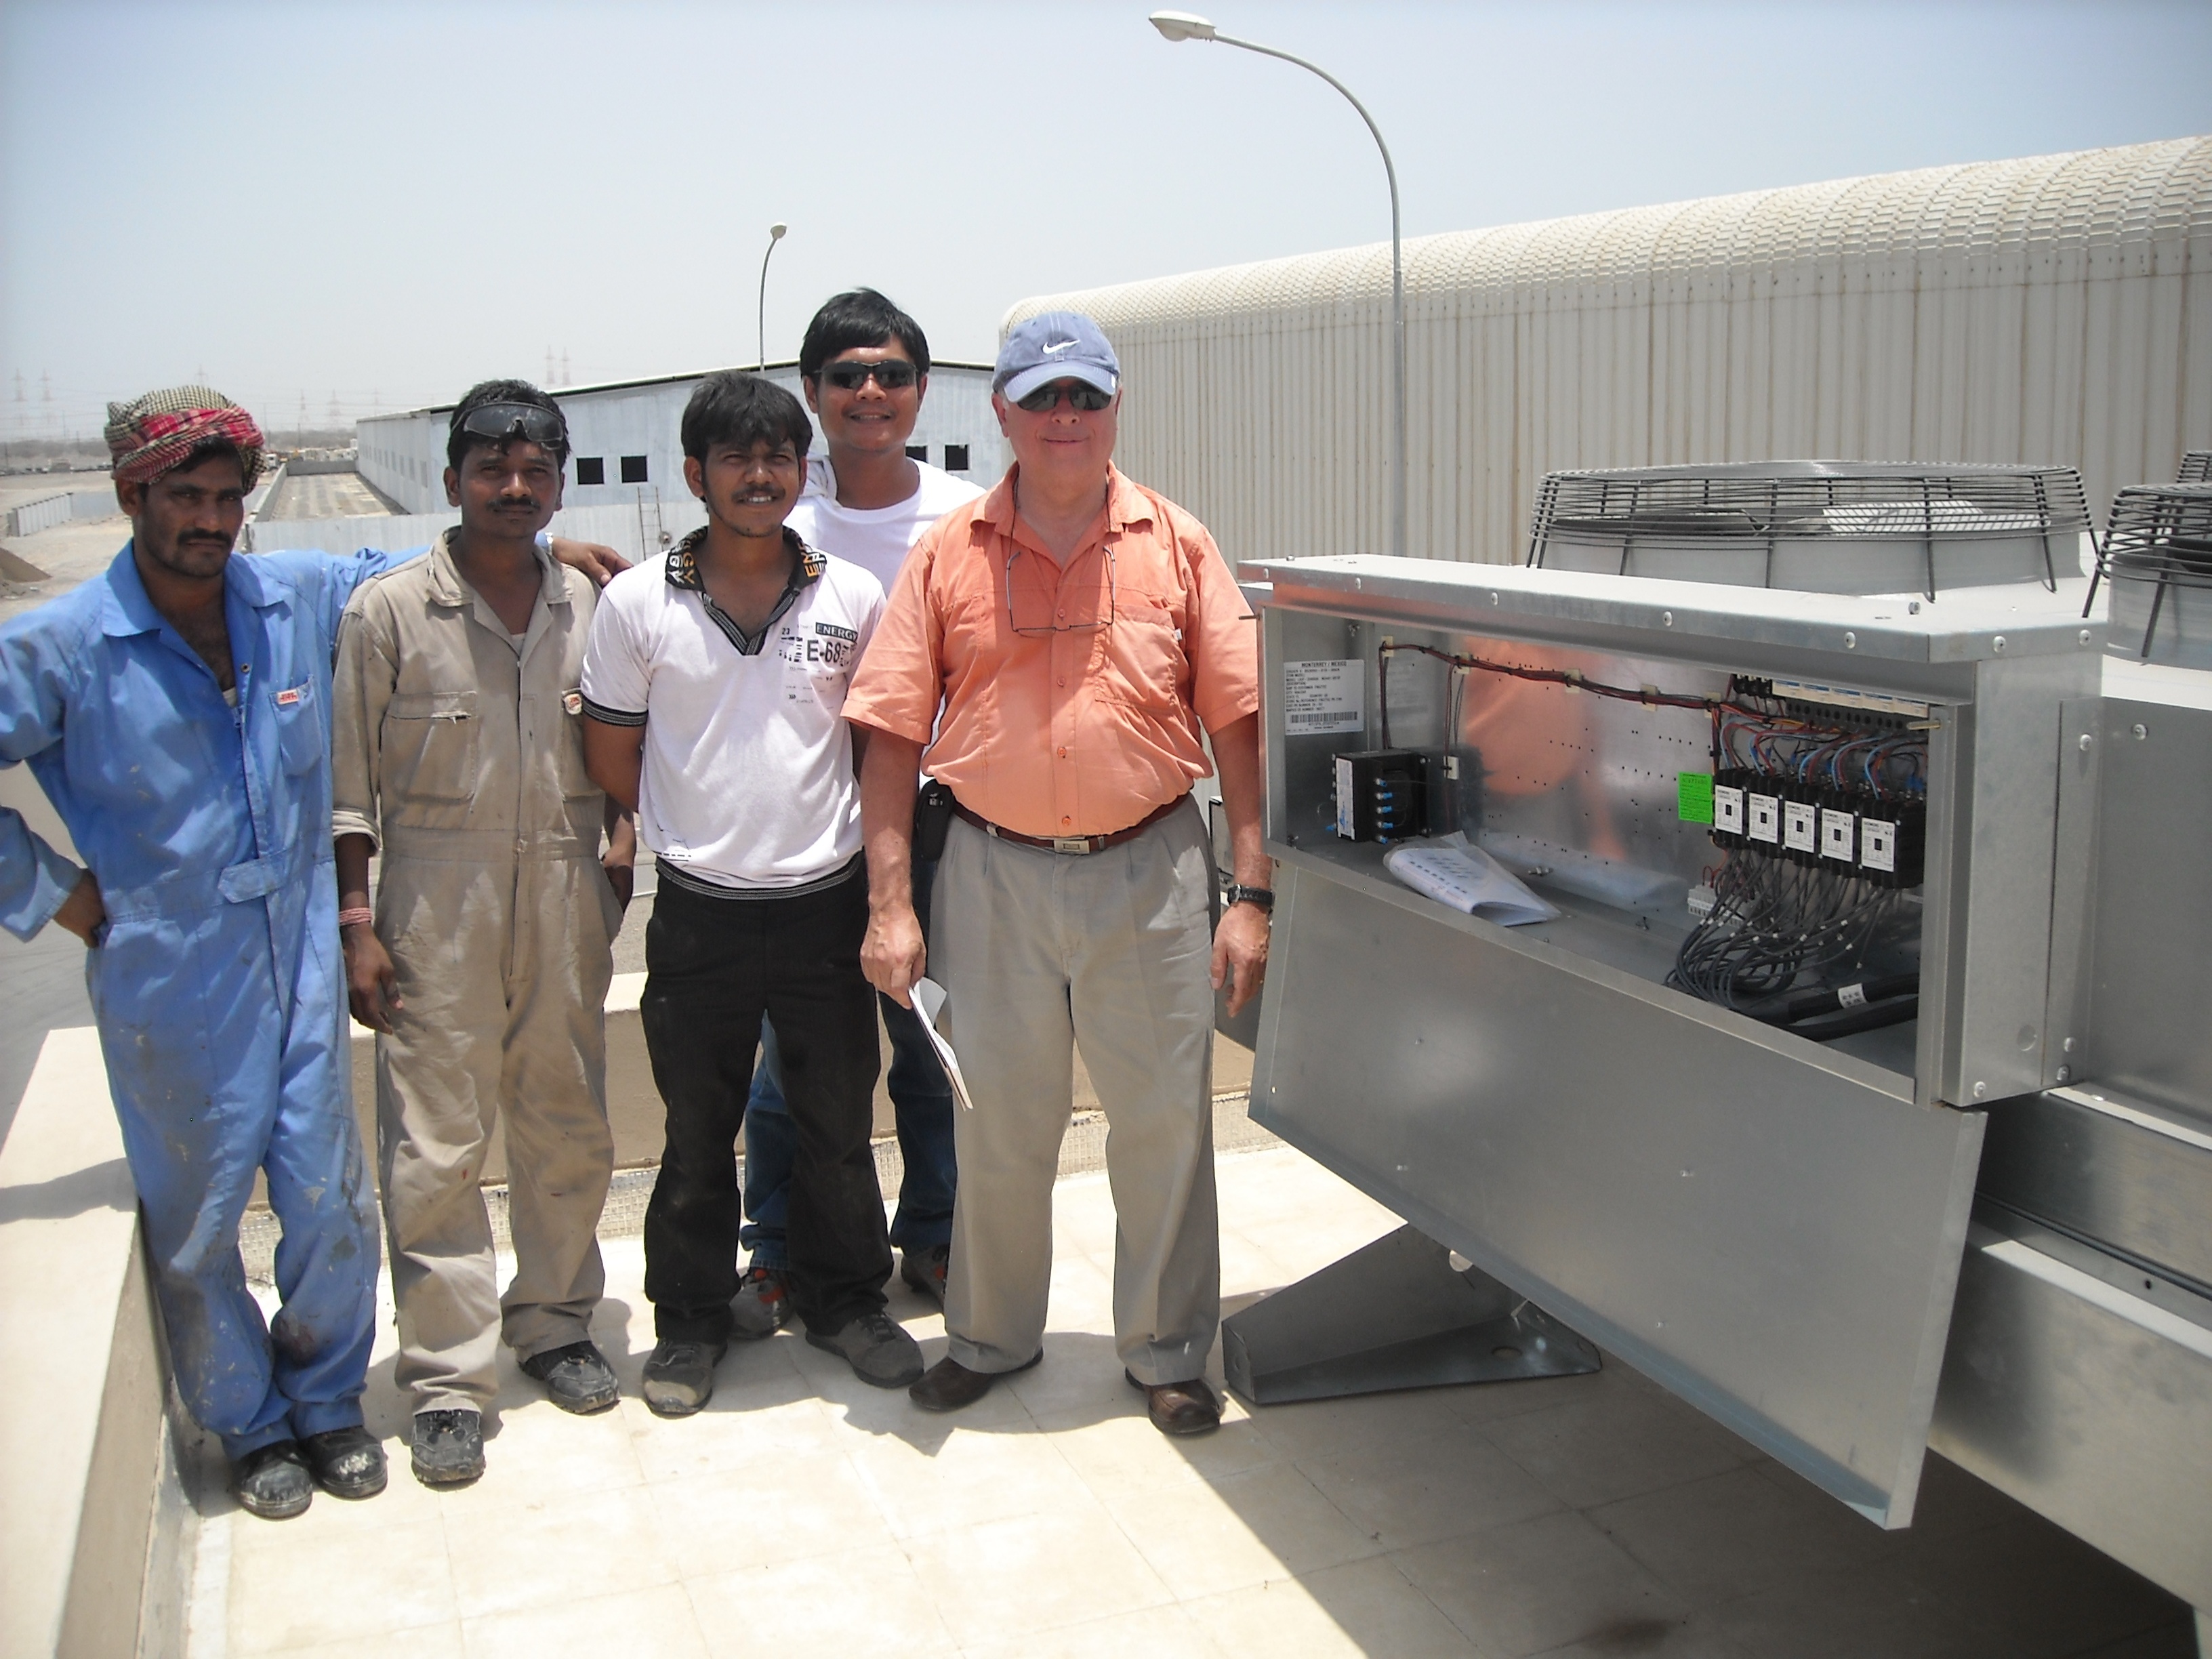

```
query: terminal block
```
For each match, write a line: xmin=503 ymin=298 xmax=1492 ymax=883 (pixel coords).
xmin=1333 ymin=748 xmax=1431 ymax=843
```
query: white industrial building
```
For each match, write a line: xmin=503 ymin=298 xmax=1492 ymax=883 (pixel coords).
xmin=1006 ymin=136 xmax=2211 ymax=569
xmin=352 ymin=359 xmax=999 ymax=551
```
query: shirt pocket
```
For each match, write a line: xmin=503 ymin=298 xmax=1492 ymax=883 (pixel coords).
xmin=1095 ymin=592 xmax=1189 ymax=713
xmin=382 ymin=689 xmax=480 ymax=802
xmin=272 ymin=679 xmax=325 ymax=775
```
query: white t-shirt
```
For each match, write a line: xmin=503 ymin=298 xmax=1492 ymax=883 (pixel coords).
xmin=786 ymin=457 xmax=986 ymax=597
xmin=580 ymin=530 xmax=886 ymax=891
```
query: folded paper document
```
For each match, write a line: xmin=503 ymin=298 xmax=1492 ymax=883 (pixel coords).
xmin=910 ymin=977 xmax=975 ymax=1111
xmin=1382 ymin=834 xmax=1561 ymax=926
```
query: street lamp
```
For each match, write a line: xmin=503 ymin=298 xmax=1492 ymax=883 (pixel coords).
xmin=1149 ymin=11 xmax=1406 ymax=559
xmin=758 ymin=222 xmax=788 ymax=371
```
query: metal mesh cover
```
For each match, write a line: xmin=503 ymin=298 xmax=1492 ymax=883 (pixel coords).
xmin=1526 ymin=461 xmax=2091 ymax=598
xmin=2093 ymin=483 xmax=2212 ymax=660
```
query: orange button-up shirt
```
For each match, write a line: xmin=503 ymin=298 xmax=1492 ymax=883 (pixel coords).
xmin=843 ymin=465 xmax=1258 ymax=840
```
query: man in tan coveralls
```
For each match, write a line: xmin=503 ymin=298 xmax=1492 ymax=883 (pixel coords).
xmin=332 ymin=380 xmax=635 ymax=1488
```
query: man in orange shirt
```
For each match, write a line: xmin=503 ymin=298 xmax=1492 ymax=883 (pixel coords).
xmin=842 ymin=312 xmax=1271 ymax=1435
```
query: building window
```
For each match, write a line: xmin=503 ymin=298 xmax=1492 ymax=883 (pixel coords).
xmin=620 ymin=455 xmax=649 ymax=483
xmin=575 ymin=457 xmax=606 ymax=486
xmin=905 ymin=445 xmax=928 ymax=462
xmin=944 ymin=444 xmax=970 ymax=472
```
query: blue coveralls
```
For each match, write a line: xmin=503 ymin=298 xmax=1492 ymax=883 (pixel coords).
xmin=0 ymin=540 xmax=414 ymax=1458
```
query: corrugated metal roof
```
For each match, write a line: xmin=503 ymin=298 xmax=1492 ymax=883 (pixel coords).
xmin=1006 ymin=138 xmax=2212 ymax=567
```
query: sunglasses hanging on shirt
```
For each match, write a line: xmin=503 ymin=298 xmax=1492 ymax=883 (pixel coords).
xmin=1015 ymin=380 xmax=1113 ymax=413
xmin=819 ymin=360 xmax=921 ymax=391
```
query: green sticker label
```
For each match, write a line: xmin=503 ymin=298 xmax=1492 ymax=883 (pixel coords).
xmin=1677 ymin=771 xmax=1715 ymax=824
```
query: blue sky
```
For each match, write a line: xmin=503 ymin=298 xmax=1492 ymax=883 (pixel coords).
xmin=3 ymin=0 xmax=2207 ymax=439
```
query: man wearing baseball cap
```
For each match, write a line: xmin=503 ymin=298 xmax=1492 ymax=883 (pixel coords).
xmin=843 ymin=312 xmax=1273 ymax=1435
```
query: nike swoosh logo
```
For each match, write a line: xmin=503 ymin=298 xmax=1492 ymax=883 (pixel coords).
xmin=1042 ymin=340 xmax=1078 ymax=353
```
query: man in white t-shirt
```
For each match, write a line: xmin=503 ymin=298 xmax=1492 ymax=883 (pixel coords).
xmin=579 ymin=371 xmax=923 ymax=1413
xmin=734 ymin=290 xmax=984 ymax=1329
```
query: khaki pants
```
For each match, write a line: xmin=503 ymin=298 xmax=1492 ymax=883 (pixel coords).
xmin=933 ymin=800 xmax=1220 ymax=1385
xmin=375 ymin=842 xmax=620 ymax=1414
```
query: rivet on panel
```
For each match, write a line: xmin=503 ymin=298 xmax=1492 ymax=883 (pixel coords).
xmin=1992 ymin=635 xmax=2007 ymax=652
xmin=2132 ymin=722 xmax=2148 ymax=740
xmin=2062 ymin=1036 xmax=2076 ymax=1053
xmin=1662 ymin=611 xmax=1675 ymax=627
xmin=1490 ymin=591 xmax=1500 ymax=605
xmin=2078 ymin=630 xmax=2092 ymax=646
xmin=2056 ymin=1065 xmax=2072 ymax=1083
xmin=2078 ymin=733 xmax=2093 ymax=752
xmin=1972 ymin=1081 xmax=1988 ymax=1099
xmin=1843 ymin=631 xmax=1856 ymax=649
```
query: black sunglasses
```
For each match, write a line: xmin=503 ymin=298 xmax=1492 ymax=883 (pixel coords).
xmin=1015 ymin=380 xmax=1113 ymax=413
xmin=455 ymin=402 xmax=567 ymax=447
xmin=820 ymin=360 xmax=920 ymax=391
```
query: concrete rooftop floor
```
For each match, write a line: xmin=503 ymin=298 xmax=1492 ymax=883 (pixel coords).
xmin=182 ymin=1144 xmax=2193 ymax=1659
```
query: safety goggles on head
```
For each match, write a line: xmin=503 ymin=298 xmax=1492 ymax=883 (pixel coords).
xmin=455 ymin=402 xmax=567 ymax=449
xmin=1015 ymin=380 xmax=1113 ymax=413
xmin=819 ymin=359 xmax=920 ymax=392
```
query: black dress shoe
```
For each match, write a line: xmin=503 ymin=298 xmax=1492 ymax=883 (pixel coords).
xmin=231 ymin=1440 xmax=314 ymax=1520
xmin=907 ymin=1348 xmax=1042 ymax=1412
xmin=299 ymin=1425 xmax=387 ymax=1499
xmin=1126 ymin=1370 xmax=1223 ymax=1436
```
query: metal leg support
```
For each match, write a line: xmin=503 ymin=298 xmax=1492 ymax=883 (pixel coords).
xmin=1221 ymin=1224 xmax=1602 ymax=1406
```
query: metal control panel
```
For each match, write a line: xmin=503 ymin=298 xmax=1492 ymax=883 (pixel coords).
xmin=1241 ymin=553 xmax=2104 ymax=1526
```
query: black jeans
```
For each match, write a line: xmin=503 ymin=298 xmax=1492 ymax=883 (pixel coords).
xmin=639 ymin=863 xmax=888 ymax=1340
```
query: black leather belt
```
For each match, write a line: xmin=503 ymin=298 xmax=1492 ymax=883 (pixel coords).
xmin=951 ymin=795 xmax=1185 ymax=855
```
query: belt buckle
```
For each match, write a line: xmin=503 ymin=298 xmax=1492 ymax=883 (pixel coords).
xmin=1052 ymin=836 xmax=1094 ymax=855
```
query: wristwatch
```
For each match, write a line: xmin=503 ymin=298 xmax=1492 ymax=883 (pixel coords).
xmin=1223 ymin=883 xmax=1275 ymax=914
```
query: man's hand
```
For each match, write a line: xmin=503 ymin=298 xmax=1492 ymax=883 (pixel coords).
xmin=342 ymin=924 xmax=405 ymax=1032
xmin=602 ymin=811 xmax=637 ymax=912
xmin=53 ymin=868 xmax=106 ymax=947
xmin=548 ymin=537 xmax=630 ymax=588
xmin=1210 ymin=899 xmax=1270 ymax=1017
xmin=863 ymin=902 xmax=927 ymax=1008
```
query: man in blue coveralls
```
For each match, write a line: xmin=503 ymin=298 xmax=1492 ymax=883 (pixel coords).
xmin=0 ymin=386 xmax=617 ymax=1520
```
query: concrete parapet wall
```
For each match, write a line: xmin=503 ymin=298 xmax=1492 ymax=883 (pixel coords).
xmin=0 ymin=1027 xmax=186 ymax=1658
xmin=245 ymin=499 xmax=710 ymax=566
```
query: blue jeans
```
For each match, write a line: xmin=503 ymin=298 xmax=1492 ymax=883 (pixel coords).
xmin=742 ymin=856 xmax=954 ymax=1267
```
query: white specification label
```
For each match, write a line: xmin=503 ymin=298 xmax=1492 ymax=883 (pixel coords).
xmin=1860 ymin=818 xmax=1897 ymax=874
xmin=1784 ymin=800 xmax=1818 ymax=854
xmin=1820 ymin=807 xmax=1856 ymax=862
xmin=1282 ymin=660 xmax=1366 ymax=736
xmin=1748 ymin=793 xmax=1780 ymax=843
xmin=1713 ymin=784 xmax=1744 ymax=835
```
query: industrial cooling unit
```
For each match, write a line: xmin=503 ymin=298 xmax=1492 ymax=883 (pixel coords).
xmin=1226 ymin=461 xmax=2210 ymax=1632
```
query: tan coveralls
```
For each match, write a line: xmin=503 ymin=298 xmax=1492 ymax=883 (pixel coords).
xmin=331 ymin=532 xmax=620 ymax=1415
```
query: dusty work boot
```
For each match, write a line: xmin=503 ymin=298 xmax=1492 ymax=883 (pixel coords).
xmin=729 ymin=1263 xmax=793 ymax=1339
xmin=231 ymin=1440 xmax=314 ymax=1520
xmin=299 ymin=1426 xmax=387 ymax=1500
xmin=518 ymin=1340 xmax=620 ymax=1414
xmin=642 ymin=1338 xmax=726 ymax=1417
xmin=806 ymin=1309 xmax=924 ymax=1389
xmin=411 ymin=1410 xmax=485 ymax=1488
xmin=899 ymin=1244 xmax=949 ymax=1304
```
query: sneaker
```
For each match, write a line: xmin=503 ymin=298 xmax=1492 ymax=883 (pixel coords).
xmin=806 ymin=1309 xmax=924 ymax=1389
xmin=730 ymin=1263 xmax=792 ymax=1340
xmin=899 ymin=1244 xmax=949 ymax=1304
xmin=642 ymin=1337 xmax=727 ymax=1417
xmin=231 ymin=1440 xmax=313 ymax=1520
xmin=299 ymin=1425 xmax=387 ymax=1499
xmin=518 ymin=1340 xmax=619 ymax=1414
xmin=411 ymin=1409 xmax=485 ymax=1488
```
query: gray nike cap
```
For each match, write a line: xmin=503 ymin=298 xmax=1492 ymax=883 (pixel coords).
xmin=995 ymin=311 xmax=1120 ymax=403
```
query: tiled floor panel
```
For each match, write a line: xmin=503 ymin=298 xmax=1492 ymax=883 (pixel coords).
xmin=184 ymin=1147 xmax=2194 ymax=1658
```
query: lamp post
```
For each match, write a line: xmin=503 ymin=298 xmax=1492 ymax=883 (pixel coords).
xmin=1149 ymin=11 xmax=1406 ymax=558
xmin=757 ymin=222 xmax=788 ymax=371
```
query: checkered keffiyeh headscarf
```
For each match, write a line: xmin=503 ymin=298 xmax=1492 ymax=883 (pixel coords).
xmin=104 ymin=386 xmax=266 ymax=486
